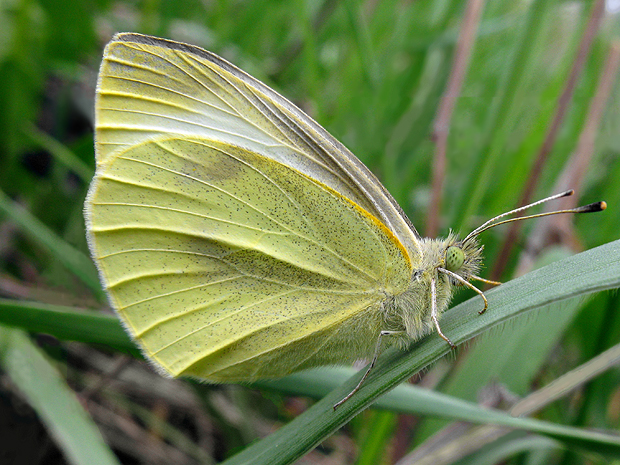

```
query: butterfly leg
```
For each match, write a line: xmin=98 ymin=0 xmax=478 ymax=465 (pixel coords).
xmin=431 ymin=274 xmax=456 ymax=348
xmin=472 ymin=275 xmax=502 ymax=287
xmin=437 ymin=267 xmax=490 ymax=315
xmin=333 ymin=329 xmax=405 ymax=410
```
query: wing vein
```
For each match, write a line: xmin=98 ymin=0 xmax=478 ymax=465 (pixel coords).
xmin=112 ymin=145 xmax=380 ymax=282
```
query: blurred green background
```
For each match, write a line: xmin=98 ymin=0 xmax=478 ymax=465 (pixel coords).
xmin=0 ymin=0 xmax=619 ymax=464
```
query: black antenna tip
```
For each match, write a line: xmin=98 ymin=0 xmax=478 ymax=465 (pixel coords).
xmin=576 ymin=201 xmax=606 ymax=213
xmin=561 ymin=189 xmax=575 ymax=198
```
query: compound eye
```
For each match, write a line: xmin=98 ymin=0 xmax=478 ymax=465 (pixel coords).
xmin=445 ymin=246 xmax=465 ymax=272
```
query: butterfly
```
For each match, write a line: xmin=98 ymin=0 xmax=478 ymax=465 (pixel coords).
xmin=85 ymin=33 xmax=605 ymax=408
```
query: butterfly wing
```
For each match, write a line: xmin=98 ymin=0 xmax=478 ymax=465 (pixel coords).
xmin=95 ymin=33 xmax=421 ymax=257
xmin=86 ymin=137 xmax=411 ymax=380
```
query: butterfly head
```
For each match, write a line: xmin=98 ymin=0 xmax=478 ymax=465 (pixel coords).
xmin=436 ymin=189 xmax=605 ymax=293
xmin=439 ymin=233 xmax=483 ymax=284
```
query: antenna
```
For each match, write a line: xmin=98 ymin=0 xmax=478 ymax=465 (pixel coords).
xmin=463 ymin=190 xmax=606 ymax=243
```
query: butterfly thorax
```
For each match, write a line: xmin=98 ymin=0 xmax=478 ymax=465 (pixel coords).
xmin=384 ymin=232 xmax=483 ymax=342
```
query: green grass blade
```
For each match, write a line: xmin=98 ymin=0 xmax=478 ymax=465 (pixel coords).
xmin=0 ymin=299 xmax=137 ymax=355
xmin=24 ymin=123 xmax=94 ymax=184
xmin=0 ymin=187 xmax=102 ymax=294
xmin=0 ymin=326 xmax=120 ymax=465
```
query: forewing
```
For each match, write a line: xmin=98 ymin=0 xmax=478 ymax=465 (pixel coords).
xmin=95 ymin=33 xmax=421 ymax=258
xmin=85 ymin=138 xmax=412 ymax=380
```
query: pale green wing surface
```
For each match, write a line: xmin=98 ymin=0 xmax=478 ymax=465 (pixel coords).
xmin=95 ymin=33 xmax=420 ymax=258
xmin=85 ymin=138 xmax=412 ymax=380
